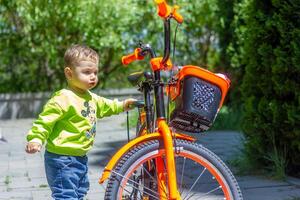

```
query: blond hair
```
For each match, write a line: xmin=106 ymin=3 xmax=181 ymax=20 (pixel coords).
xmin=64 ymin=44 xmax=99 ymax=67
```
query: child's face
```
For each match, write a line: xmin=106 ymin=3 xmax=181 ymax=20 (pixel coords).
xmin=66 ymin=60 xmax=99 ymax=93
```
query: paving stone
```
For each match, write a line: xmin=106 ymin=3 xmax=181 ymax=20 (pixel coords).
xmin=31 ymin=189 xmax=52 ymax=200
xmin=8 ymin=159 xmax=27 ymax=170
xmin=287 ymin=176 xmax=300 ymax=187
xmin=27 ymin=166 xmax=46 ymax=179
xmin=237 ymin=176 xmax=291 ymax=188
xmin=242 ymin=185 xmax=300 ymax=200
xmin=86 ymin=192 xmax=105 ymax=200
xmin=0 ymin=184 xmax=6 ymax=190
xmin=10 ymin=176 xmax=35 ymax=189
xmin=6 ymin=168 xmax=27 ymax=178
xmin=0 ymin=166 xmax=9 ymax=179
xmin=0 ymin=189 xmax=32 ymax=199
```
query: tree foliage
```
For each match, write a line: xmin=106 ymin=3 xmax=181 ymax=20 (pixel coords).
xmin=0 ymin=0 xmax=82 ymax=92
xmin=0 ymin=0 xmax=153 ymax=91
xmin=0 ymin=0 xmax=230 ymax=92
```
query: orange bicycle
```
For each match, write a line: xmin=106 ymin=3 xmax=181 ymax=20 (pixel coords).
xmin=99 ymin=0 xmax=243 ymax=199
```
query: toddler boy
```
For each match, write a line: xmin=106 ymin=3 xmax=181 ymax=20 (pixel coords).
xmin=25 ymin=44 xmax=136 ymax=199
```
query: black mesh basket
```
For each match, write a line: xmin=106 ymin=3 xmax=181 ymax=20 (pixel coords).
xmin=169 ymin=76 xmax=222 ymax=133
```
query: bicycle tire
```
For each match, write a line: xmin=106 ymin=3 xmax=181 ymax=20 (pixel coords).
xmin=104 ymin=139 xmax=243 ymax=200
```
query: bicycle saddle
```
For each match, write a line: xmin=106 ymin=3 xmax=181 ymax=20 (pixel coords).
xmin=127 ymin=71 xmax=153 ymax=86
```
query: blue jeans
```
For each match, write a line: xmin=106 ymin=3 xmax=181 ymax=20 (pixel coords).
xmin=44 ymin=151 xmax=89 ymax=200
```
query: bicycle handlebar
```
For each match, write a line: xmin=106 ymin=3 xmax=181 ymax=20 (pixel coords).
xmin=154 ymin=0 xmax=183 ymax=24
xmin=122 ymin=48 xmax=144 ymax=65
xmin=122 ymin=0 xmax=183 ymax=68
xmin=131 ymin=100 xmax=145 ymax=108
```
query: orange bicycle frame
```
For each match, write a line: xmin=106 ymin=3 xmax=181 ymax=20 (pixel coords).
xmin=100 ymin=1 xmax=186 ymax=199
xmin=157 ymin=119 xmax=180 ymax=199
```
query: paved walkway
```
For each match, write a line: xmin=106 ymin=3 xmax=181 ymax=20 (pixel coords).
xmin=0 ymin=113 xmax=299 ymax=200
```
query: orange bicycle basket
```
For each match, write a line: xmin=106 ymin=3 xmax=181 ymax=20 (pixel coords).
xmin=168 ymin=65 xmax=230 ymax=133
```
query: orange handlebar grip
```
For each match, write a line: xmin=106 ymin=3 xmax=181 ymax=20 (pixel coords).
xmin=122 ymin=48 xmax=144 ymax=65
xmin=155 ymin=1 xmax=184 ymax=23
xmin=155 ymin=0 xmax=171 ymax=18
xmin=172 ymin=6 xmax=183 ymax=24
xmin=122 ymin=53 xmax=136 ymax=65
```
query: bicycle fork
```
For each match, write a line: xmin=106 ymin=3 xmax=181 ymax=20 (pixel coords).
xmin=156 ymin=119 xmax=181 ymax=200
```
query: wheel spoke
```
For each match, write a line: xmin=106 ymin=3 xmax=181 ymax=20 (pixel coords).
xmin=122 ymin=179 xmax=159 ymax=200
xmin=141 ymin=162 xmax=156 ymax=184
xmin=183 ymin=167 xmax=207 ymax=200
xmin=111 ymin=169 xmax=160 ymax=200
xmin=122 ymin=186 xmax=143 ymax=200
xmin=140 ymin=160 xmax=169 ymax=198
xmin=179 ymin=157 xmax=186 ymax=194
xmin=186 ymin=185 xmax=222 ymax=200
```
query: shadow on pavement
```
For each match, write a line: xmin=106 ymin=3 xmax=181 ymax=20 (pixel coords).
xmin=89 ymin=139 xmax=128 ymax=167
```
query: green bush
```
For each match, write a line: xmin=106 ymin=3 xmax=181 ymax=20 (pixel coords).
xmin=0 ymin=0 xmax=231 ymax=93
xmin=0 ymin=0 xmax=155 ymax=92
xmin=211 ymin=106 xmax=242 ymax=131
xmin=238 ymin=0 xmax=300 ymax=177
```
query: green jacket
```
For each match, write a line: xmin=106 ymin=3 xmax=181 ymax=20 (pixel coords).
xmin=27 ymin=89 xmax=124 ymax=156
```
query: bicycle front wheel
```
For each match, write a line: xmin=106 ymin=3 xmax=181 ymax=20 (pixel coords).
xmin=104 ymin=139 xmax=243 ymax=200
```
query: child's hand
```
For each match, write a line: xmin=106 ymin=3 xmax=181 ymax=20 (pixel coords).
xmin=25 ymin=142 xmax=42 ymax=154
xmin=123 ymin=98 xmax=138 ymax=111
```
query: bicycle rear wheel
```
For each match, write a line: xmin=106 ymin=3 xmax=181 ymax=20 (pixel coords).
xmin=104 ymin=139 xmax=243 ymax=200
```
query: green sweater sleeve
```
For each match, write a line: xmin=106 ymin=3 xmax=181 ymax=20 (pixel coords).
xmin=27 ymin=100 xmax=63 ymax=145
xmin=96 ymin=96 xmax=124 ymax=118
